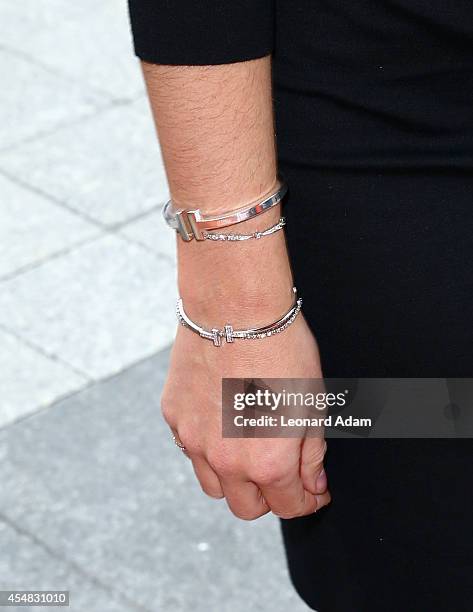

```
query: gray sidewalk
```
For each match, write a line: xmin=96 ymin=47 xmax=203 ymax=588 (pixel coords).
xmin=1 ymin=0 xmax=175 ymax=424
xmin=0 ymin=2 xmax=310 ymax=610
xmin=0 ymin=350 xmax=309 ymax=611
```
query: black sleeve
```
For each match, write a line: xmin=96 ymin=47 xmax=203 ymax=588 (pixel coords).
xmin=128 ymin=1 xmax=274 ymax=65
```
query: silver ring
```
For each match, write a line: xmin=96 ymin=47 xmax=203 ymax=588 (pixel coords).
xmin=172 ymin=434 xmax=187 ymax=453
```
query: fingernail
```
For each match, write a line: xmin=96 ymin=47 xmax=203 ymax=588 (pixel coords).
xmin=316 ymin=468 xmax=327 ymax=493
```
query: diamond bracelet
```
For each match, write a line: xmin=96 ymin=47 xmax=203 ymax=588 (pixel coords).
xmin=176 ymin=287 xmax=302 ymax=347
xmin=202 ymin=217 xmax=286 ymax=241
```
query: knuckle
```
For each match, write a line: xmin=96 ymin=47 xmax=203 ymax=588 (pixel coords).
xmin=251 ymin=464 xmax=292 ymax=487
xmin=207 ymin=452 xmax=240 ymax=477
xmin=252 ymin=470 xmax=279 ymax=487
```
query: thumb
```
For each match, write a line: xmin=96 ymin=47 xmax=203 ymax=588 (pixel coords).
xmin=300 ymin=437 xmax=328 ymax=494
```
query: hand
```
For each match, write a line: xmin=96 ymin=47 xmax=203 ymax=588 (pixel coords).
xmin=161 ymin=311 xmax=330 ymax=520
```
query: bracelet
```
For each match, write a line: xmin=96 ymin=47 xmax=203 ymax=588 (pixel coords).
xmin=163 ymin=178 xmax=287 ymax=241
xmin=203 ymin=217 xmax=286 ymax=241
xmin=176 ymin=287 xmax=302 ymax=347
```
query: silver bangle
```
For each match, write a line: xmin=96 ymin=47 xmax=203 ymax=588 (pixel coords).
xmin=163 ymin=178 xmax=287 ymax=241
xmin=176 ymin=287 xmax=302 ymax=347
xmin=203 ymin=217 xmax=286 ymax=241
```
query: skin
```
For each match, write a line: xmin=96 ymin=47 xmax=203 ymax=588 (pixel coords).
xmin=143 ymin=56 xmax=330 ymax=520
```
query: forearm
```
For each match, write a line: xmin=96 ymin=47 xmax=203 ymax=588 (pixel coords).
xmin=142 ymin=57 xmax=276 ymax=207
xmin=142 ymin=57 xmax=293 ymax=321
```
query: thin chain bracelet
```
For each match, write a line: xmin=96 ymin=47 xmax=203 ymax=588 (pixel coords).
xmin=202 ymin=217 xmax=286 ymax=242
xmin=176 ymin=287 xmax=302 ymax=347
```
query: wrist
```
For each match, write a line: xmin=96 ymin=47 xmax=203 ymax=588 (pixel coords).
xmin=176 ymin=206 xmax=295 ymax=326
xmin=178 ymin=279 xmax=296 ymax=330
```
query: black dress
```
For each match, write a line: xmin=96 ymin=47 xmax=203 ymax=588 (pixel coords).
xmin=128 ymin=2 xmax=473 ymax=610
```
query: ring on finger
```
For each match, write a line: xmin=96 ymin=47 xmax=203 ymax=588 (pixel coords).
xmin=172 ymin=433 xmax=187 ymax=453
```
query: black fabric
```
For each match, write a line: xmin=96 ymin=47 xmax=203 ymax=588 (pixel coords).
xmin=280 ymin=167 xmax=473 ymax=611
xmin=128 ymin=3 xmax=473 ymax=610
xmin=128 ymin=0 xmax=274 ymax=65
xmin=273 ymin=2 xmax=473 ymax=170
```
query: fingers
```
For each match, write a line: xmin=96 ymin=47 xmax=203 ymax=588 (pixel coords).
xmin=191 ymin=449 xmax=271 ymax=519
xmin=171 ymin=424 xmax=330 ymax=520
xmin=258 ymin=438 xmax=329 ymax=518
xmin=191 ymin=456 xmax=225 ymax=499
xmin=170 ymin=427 xmax=224 ymax=499
xmin=220 ymin=478 xmax=270 ymax=520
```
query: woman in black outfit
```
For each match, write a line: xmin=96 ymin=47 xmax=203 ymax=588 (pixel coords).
xmin=128 ymin=2 xmax=473 ymax=610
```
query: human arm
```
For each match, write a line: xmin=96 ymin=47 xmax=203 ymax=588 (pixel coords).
xmin=135 ymin=19 xmax=329 ymax=518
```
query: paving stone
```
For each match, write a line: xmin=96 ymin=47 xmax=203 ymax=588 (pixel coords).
xmin=120 ymin=208 xmax=176 ymax=262
xmin=0 ymin=520 xmax=135 ymax=611
xmin=0 ymin=0 xmax=144 ymax=100
xmin=0 ymin=350 xmax=310 ymax=612
xmin=0 ymin=175 xmax=99 ymax=280
xmin=0 ymin=99 xmax=168 ymax=226
xmin=0 ymin=234 xmax=176 ymax=380
xmin=0 ymin=49 xmax=104 ymax=150
xmin=0 ymin=329 xmax=87 ymax=428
